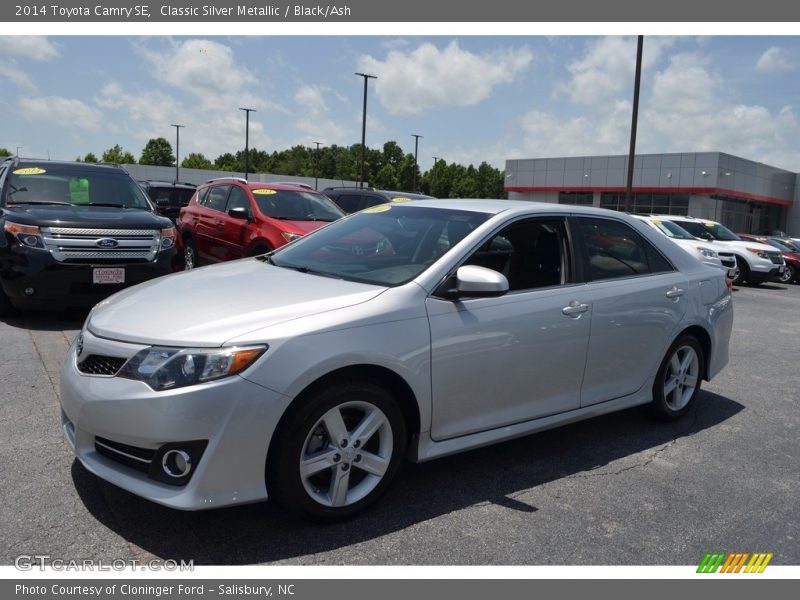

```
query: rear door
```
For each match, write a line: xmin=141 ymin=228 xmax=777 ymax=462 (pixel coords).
xmin=572 ymin=216 xmax=688 ymax=406
xmin=215 ymin=185 xmax=252 ymax=261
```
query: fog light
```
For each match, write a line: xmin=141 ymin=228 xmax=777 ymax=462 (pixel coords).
xmin=161 ymin=449 xmax=192 ymax=478
xmin=24 ymin=287 xmax=35 ymax=296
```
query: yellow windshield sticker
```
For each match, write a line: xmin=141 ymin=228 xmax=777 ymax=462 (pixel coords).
xmin=391 ymin=197 xmax=412 ymax=203
xmin=364 ymin=205 xmax=391 ymax=213
xmin=252 ymin=189 xmax=277 ymax=195
xmin=13 ymin=167 xmax=46 ymax=175
xmin=652 ymin=219 xmax=661 ymax=225
xmin=704 ymin=222 xmax=714 ymax=227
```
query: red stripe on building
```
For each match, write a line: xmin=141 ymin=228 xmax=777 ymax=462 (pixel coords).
xmin=504 ymin=186 xmax=793 ymax=207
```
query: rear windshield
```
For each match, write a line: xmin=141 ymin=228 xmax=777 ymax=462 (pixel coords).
xmin=253 ymin=189 xmax=344 ymax=222
xmin=148 ymin=187 xmax=196 ymax=207
xmin=5 ymin=165 xmax=151 ymax=210
xmin=649 ymin=219 xmax=696 ymax=240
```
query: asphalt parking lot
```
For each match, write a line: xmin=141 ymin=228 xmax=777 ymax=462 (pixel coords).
xmin=1 ymin=282 xmax=798 ymax=566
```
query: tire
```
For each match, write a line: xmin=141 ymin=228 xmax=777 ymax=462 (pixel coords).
xmin=648 ymin=335 xmax=704 ymax=421
xmin=249 ymin=244 xmax=272 ymax=257
xmin=183 ymin=238 xmax=198 ymax=270
xmin=0 ymin=286 xmax=11 ymax=318
xmin=780 ymin=264 xmax=795 ymax=284
xmin=267 ymin=378 xmax=407 ymax=523
xmin=731 ymin=256 xmax=748 ymax=286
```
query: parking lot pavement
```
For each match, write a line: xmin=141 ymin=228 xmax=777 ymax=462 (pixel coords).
xmin=1 ymin=284 xmax=798 ymax=566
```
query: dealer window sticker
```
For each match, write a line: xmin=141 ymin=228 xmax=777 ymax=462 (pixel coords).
xmin=12 ymin=167 xmax=46 ymax=175
xmin=253 ymin=189 xmax=278 ymax=195
xmin=364 ymin=205 xmax=391 ymax=213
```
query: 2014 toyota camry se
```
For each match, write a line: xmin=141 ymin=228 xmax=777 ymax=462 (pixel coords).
xmin=60 ymin=200 xmax=733 ymax=521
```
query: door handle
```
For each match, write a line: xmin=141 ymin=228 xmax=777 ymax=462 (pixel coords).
xmin=562 ymin=300 xmax=590 ymax=317
xmin=665 ymin=286 xmax=685 ymax=299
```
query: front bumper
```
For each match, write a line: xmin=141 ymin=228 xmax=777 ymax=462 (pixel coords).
xmin=59 ymin=331 xmax=292 ymax=510
xmin=1 ymin=245 xmax=179 ymax=310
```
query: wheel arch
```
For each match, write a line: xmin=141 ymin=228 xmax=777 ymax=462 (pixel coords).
xmin=266 ymin=364 xmax=422 ymax=469
xmin=674 ymin=324 xmax=712 ymax=381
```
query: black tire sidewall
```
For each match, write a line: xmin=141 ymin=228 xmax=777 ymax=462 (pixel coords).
xmin=268 ymin=380 xmax=407 ymax=522
xmin=650 ymin=335 xmax=704 ymax=420
xmin=732 ymin=256 xmax=748 ymax=285
xmin=184 ymin=239 xmax=197 ymax=269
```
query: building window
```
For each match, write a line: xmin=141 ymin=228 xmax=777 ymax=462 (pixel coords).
xmin=600 ymin=192 xmax=689 ymax=215
xmin=558 ymin=192 xmax=593 ymax=205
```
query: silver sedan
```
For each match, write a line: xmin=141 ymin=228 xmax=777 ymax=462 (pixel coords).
xmin=60 ymin=200 xmax=733 ymax=521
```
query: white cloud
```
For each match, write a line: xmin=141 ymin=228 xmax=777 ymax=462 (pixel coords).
xmin=357 ymin=41 xmax=533 ymax=116
xmin=19 ymin=96 xmax=103 ymax=130
xmin=293 ymin=85 xmax=349 ymax=144
xmin=0 ymin=36 xmax=59 ymax=61
xmin=755 ymin=46 xmax=795 ymax=73
xmin=559 ymin=36 xmax=676 ymax=105
xmin=0 ymin=61 xmax=36 ymax=91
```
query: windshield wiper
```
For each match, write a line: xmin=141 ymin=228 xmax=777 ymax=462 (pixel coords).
xmin=272 ymin=262 xmax=341 ymax=279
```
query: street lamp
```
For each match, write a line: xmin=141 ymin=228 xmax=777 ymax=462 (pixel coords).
xmin=624 ymin=35 xmax=644 ymax=213
xmin=239 ymin=107 xmax=256 ymax=180
xmin=411 ymin=134 xmax=423 ymax=192
xmin=313 ymin=141 xmax=323 ymax=190
xmin=16 ymin=146 xmax=23 ymax=158
xmin=355 ymin=72 xmax=377 ymax=189
xmin=432 ymin=156 xmax=441 ymax=194
xmin=170 ymin=124 xmax=184 ymax=183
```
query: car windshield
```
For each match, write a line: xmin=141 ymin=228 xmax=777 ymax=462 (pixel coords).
xmin=650 ymin=219 xmax=695 ymax=240
xmin=5 ymin=165 xmax=152 ymax=209
xmin=269 ymin=204 xmax=490 ymax=286
xmin=148 ymin=186 xmax=195 ymax=207
xmin=253 ymin=189 xmax=344 ymax=222
xmin=768 ymin=239 xmax=795 ymax=253
xmin=677 ymin=220 xmax=741 ymax=241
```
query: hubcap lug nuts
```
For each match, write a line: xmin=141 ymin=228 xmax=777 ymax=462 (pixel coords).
xmin=353 ymin=440 xmax=360 ymax=449
xmin=333 ymin=454 xmax=341 ymax=462
xmin=354 ymin=455 xmax=361 ymax=463
xmin=341 ymin=439 xmax=348 ymax=447
xmin=342 ymin=464 xmax=350 ymax=471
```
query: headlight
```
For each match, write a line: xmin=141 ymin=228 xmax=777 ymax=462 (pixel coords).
xmin=697 ymin=247 xmax=717 ymax=258
xmin=281 ymin=232 xmax=303 ymax=243
xmin=4 ymin=221 xmax=45 ymax=249
xmin=160 ymin=227 xmax=177 ymax=250
xmin=746 ymin=247 xmax=768 ymax=259
xmin=118 ymin=345 xmax=267 ymax=391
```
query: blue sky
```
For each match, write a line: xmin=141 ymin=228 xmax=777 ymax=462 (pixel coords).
xmin=1 ymin=35 xmax=800 ymax=172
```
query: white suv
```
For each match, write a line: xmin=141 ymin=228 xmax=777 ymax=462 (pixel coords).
xmin=655 ymin=215 xmax=785 ymax=285
xmin=632 ymin=215 xmax=735 ymax=274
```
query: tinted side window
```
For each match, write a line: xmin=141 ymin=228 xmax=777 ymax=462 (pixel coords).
xmin=226 ymin=186 xmax=250 ymax=213
xmin=364 ymin=195 xmax=388 ymax=208
xmin=334 ymin=194 xmax=364 ymax=213
xmin=576 ymin=217 xmax=672 ymax=281
xmin=197 ymin=187 xmax=211 ymax=206
xmin=205 ymin=186 xmax=230 ymax=212
xmin=464 ymin=219 xmax=567 ymax=291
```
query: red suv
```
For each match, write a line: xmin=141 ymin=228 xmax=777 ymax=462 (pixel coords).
xmin=177 ymin=178 xmax=344 ymax=268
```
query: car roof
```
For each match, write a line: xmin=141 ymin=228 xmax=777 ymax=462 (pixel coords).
xmin=141 ymin=180 xmax=196 ymax=189
xmin=406 ymin=198 xmax=644 ymax=218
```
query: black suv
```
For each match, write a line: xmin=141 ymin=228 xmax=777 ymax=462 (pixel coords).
xmin=322 ymin=187 xmax=434 ymax=214
xmin=0 ymin=158 xmax=179 ymax=315
xmin=138 ymin=180 xmax=197 ymax=223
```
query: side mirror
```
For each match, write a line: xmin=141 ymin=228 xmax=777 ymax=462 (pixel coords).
xmin=451 ymin=265 xmax=509 ymax=298
xmin=228 ymin=206 xmax=250 ymax=220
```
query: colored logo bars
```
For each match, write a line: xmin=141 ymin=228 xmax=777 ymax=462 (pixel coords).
xmin=697 ymin=552 xmax=773 ymax=573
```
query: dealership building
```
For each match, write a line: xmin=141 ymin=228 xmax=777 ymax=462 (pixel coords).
xmin=504 ymin=152 xmax=799 ymax=235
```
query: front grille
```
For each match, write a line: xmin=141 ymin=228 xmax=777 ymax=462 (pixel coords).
xmin=41 ymin=227 xmax=160 ymax=263
xmin=767 ymin=252 xmax=784 ymax=265
xmin=77 ymin=354 xmax=127 ymax=376
xmin=95 ymin=436 xmax=155 ymax=475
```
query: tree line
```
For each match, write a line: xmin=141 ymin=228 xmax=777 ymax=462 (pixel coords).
xmin=66 ymin=138 xmax=507 ymax=199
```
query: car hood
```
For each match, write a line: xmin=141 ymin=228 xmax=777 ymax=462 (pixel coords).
xmin=2 ymin=205 xmax=170 ymax=229
xmin=88 ymin=258 xmax=386 ymax=346
xmin=713 ymin=239 xmax=778 ymax=252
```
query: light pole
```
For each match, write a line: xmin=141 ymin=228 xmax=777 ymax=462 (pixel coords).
xmin=16 ymin=146 xmax=23 ymax=158
xmin=171 ymin=124 xmax=184 ymax=183
xmin=411 ymin=134 xmax=423 ymax=192
xmin=432 ymin=156 xmax=441 ymax=195
xmin=239 ymin=107 xmax=256 ymax=180
xmin=313 ymin=141 xmax=323 ymax=190
xmin=355 ymin=72 xmax=377 ymax=188
xmin=625 ymin=35 xmax=644 ymax=213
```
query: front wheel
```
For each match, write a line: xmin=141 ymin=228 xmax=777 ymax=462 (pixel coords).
xmin=731 ymin=256 xmax=747 ymax=286
xmin=648 ymin=335 xmax=704 ymax=421
xmin=267 ymin=379 xmax=407 ymax=522
xmin=183 ymin=238 xmax=198 ymax=270
xmin=778 ymin=264 xmax=794 ymax=284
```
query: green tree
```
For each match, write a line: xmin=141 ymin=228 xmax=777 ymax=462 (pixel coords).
xmin=139 ymin=137 xmax=175 ymax=166
xmin=214 ymin=152 xmax=237 ymax=171
xmin=0 ymin=147 xmax=11 ymax=157
xmin=102 ymin=144 xmax=136 ymax=164
xmin=181 ymin=153 xmax=213 ymax=169
xmin=83 ymin=152 xmax=99 ymax=163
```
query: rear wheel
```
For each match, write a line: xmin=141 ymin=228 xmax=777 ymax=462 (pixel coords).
xmin=267 ymin=378 xmax=407 ymax=522
xmin=249 ymin=244 xmax=272 ymax=257
xmin=648 ymin=335 xmax=704 ymax=421
xmin=779 ymin=264 xmax=794 ymax=284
